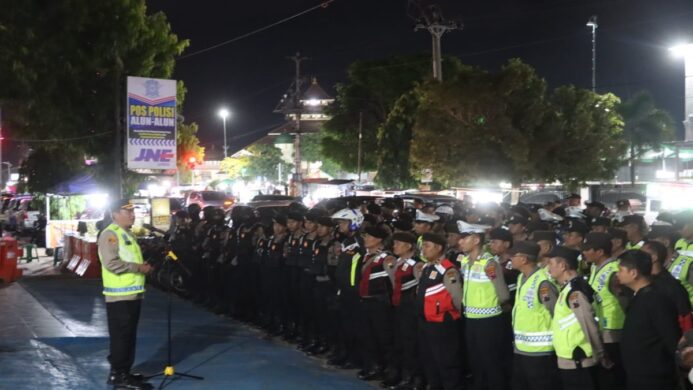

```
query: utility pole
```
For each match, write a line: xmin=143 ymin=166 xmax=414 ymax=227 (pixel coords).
xmin=287 ymin=52 xmax=308 ymax=196
xmin=587 ymin=15 xmax=598 ymax=92
xmin=357 ymin=112 xmax=363 ymax=182
xmin=411 ymin=2 xmax=462 ymax=81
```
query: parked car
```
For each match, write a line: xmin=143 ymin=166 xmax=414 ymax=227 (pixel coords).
xmin=185 ymin=191 xmax=235 ymax=210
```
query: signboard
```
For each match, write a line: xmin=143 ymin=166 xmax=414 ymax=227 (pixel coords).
xmin=151 ymin=197 xmax=171 ymax=231
xmin=421 ymin=168 xmax=433 ymax=183
xmin=126 ymin=76 xmax=177 ymax=171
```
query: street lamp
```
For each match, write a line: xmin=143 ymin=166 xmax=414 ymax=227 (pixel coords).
xmin=218 ymin=108 xmax=230 ymax=158
xmin=669 ymin=43 xmax=693 ymax=141
xmin=586 ymin=15 xmax=598 ymax=92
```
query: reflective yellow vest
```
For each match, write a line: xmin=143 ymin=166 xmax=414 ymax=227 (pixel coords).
xmin=668 ymin=254 xmax=693 ymax=307
xmin=675 ymin=239 xmax=693 ymax=254
xmin=552 ymin=284 xmax=593 ymax=360
xmin=100 ymin=224 xmax=145 ymax=296
xmin=460 ymin=252 xmax=502 ymax=319
xmin=588 ymin=260 xmax=625 ymax=331
xmin=512 ymin=269 xmax=555 ymax=354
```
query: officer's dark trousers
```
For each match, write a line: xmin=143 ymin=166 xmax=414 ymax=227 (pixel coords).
xmin=511 ymin=353 xmax=560 ymax=390
xmin=106 ymin=300 xmax=142 ymax=373
xmin=597 ymin=342 xmax=625 ymax=390
xmin=559 ymin=366 xmax=598 ymax=390
xmin=465 ymin=314 xmax=512 ymax=390
xmin=626 ymin=375 xmax=678 ymax=390
xmin=420 ymin=315 xmax=463 ymax=390
xmin=360 ymin=295 xmax=395 ymax=370
xmin=312 ymin=278 xmax=331 ymax=343
xmin=280 ymin=267 xmax=293 ymax=330
xmin=394 ymin=291 xmax=422 ymax=380
xmin=338 ymin=290 xmax=363 ymax=365
xmin=289 ymin=265 xmax=302 ymax=330
xmin=300 ymin=271 xmax=316 ymax=340
xmin=263 ymin=265 xmax=282 ymax=328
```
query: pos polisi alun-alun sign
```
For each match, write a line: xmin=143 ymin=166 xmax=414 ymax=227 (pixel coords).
xmin=126 ymin=76 xmax=177 ymax=171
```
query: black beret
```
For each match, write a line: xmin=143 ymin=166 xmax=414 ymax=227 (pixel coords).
xmin=619 ymin=214 xmax=645 ymax=227
xmin=566 ymin=193 xmax=581 ymax=200
xmin=392 ymin=219 xmax=413 ymax=231
xmin=564 ymin=219 xmax=589 ymax=235
xmin=445 ymin=220 xmax=461 ymax=235
xmin=363 ymin=225 xmax=389 ymax=240
xmin=287 ymin=211 xmax=304 ymax=222
xmin=548 ymin=246 xmax=581 ymax=270
xmin=488 ymin=227 xmax=513 ymax=243
xmin=508 ymin=241 xmax=540 ymax=258
xmin=316 ymin=216 xmax=335 ymax=227
xmin=421 ymin=232 xmax=447 ymax=247
xmin=608 ymin=227 xmax=628 ymax=242
xmin=367 ymin=203 xmax=382 ymax=215
xmin=305 ymin=208 xmax=328 ymax=222
xmin=273 ymin=214 xmax=288 ymax=226
xmin=392 ymin=232 xmax=417 ymax=245
xmin=589 ymin=217 xmax=611 ymax=227
xmin=526 ymin=220 xmax=550 ymax=234
xmin=381 ymin=199 xmax=397 ymax=209
xmin=585 ymin=201 xmax=606 ymax=210
xmin=582 ymin=232 xmax=613 ymax=252
xmin=647 ymin=225 xmax=678 ymax=242
xmin=506 ymin=214 xmax=528 ymax=226
xmin=532 ymin=230 xmax=557 ymax=243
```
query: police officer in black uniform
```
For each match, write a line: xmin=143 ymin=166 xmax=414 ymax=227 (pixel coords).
xmin=283 ymin=211 xmax=305 ymax=340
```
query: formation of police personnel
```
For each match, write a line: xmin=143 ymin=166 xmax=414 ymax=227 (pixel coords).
xmin=161 ymin=193 xmax=693 ymax=390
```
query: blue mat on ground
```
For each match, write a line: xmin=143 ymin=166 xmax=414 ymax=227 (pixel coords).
xmin=0 ymin=276 xmax=374 ymax=389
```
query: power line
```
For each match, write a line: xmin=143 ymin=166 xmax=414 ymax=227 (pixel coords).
xmin=5 ymin=131 xmax=112 ymax=143
xmin=179 ymin=1 xmax=335 ymax=60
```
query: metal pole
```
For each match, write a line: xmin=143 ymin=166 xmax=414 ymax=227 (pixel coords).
xmin=685 ymin=53 xmax=693 ymax=141
xmin=222 ymin=116 xmax=228 ymax=159
xmin=357 ymin=112 xmax=363 ymax=182
xmin=587 ymin=16 xmax=598 ymax=93
xmin=431 ymin=28 xmax=443 ymax=81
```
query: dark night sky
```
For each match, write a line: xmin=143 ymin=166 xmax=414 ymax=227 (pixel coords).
xmin=147 ymin=0 xmax=693 ymax=159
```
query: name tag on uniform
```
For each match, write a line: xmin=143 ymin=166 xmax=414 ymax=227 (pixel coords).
xmin=429 ymin=270 xmax=438 ymax=279
xmin=402 ymin=263 xmax=409 ymax=271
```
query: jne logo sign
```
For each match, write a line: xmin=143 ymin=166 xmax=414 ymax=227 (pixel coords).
xmin=134 ymin=149 xmax=174 ymax=162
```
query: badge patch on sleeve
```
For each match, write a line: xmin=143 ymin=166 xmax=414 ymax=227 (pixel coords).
xmin=485 ymin=264 xmax=497 ymax=280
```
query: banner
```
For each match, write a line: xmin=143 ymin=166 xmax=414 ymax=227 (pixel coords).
xmin=126 ymin=76 xmax=177 ymax=170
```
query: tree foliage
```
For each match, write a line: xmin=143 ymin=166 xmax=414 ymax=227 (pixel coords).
xmin=1 ymin=0 xmax=189 ymax=191
xmin=411 ymin=59 xmax=627 ymax=187
xmin=321 ymin=55 xmax=465 ymax=174
xmin=220 ymin=156 xmax=250 ymax=180
xmin=245 ymin=144 xmax=292 ymax=181
xmin=618 ymin=91 xmax=676 ymax=184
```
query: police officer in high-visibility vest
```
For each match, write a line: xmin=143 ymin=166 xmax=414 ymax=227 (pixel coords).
xmin=582 ymin=232 xmax=628 ymax=390
xmin=675 ymin=211 xmax=693 ymax=254
xmin=509 ymin=241 xmax=560 ymax=390
xmin=458 ymin=220 xmax=512 ymax=390
xmin=98 ymin=200 xmax=154 ymax=390
xmin=416 ymin=232 xmax=463 ymax=390
xmin=620 ymin=215 xmax=647 ymax=250
xmin=651 ymin=225 xmax=693 ymax=308
xmin=546 ymin=246 xmax=609 ymax=390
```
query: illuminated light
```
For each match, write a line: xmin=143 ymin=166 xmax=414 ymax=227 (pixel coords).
xmin=670 ymin=43 xmax=693 ymax=58
xmin=87 ymin=193 xmax=109 ymax=209
xmin=218 ymin=108 xmax=230 ymax=119
xmin=305 ymin=99 xmax=320 ymax=106
xmin=188 ymin=156 xmax=197 ymax=164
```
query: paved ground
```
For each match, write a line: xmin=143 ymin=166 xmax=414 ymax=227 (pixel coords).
xmin=0 ymin=261 xmax=375 ymax=389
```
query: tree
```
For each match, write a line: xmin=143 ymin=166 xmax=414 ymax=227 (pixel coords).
xmin=618 ymin=91 xmax=676 ymax=185
xmin=410 ymin=59 xmax=627 ymax=188
xmin=300 ymin=132 xmax=344 ymax=178
xmin=245 ymin=144 xmax=292 ymax=181
xmin=321 ymin=54 xmax=465 ymax=173
xmin=0 ymin=0 xmax=188 ymax=192
xmin=220 ymin=155 xmax=250 ymax=180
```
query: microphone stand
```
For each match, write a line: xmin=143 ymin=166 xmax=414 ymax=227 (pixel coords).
xmin=146 ymin=250 xmax=204 ymax=389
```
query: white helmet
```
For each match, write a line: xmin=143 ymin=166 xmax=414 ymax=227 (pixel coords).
xmin=538 ymin=208 xmax=564 ymax=222
xmin=331 ymin=208 xmax=364 ymax=231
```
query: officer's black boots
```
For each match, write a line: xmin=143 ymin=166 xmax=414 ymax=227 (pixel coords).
xmin=110 ymin=372 xmax=153 ymax=390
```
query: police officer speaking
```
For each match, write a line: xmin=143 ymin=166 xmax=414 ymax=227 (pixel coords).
xmin=98 ymin=199 xmax=154 ymax=390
